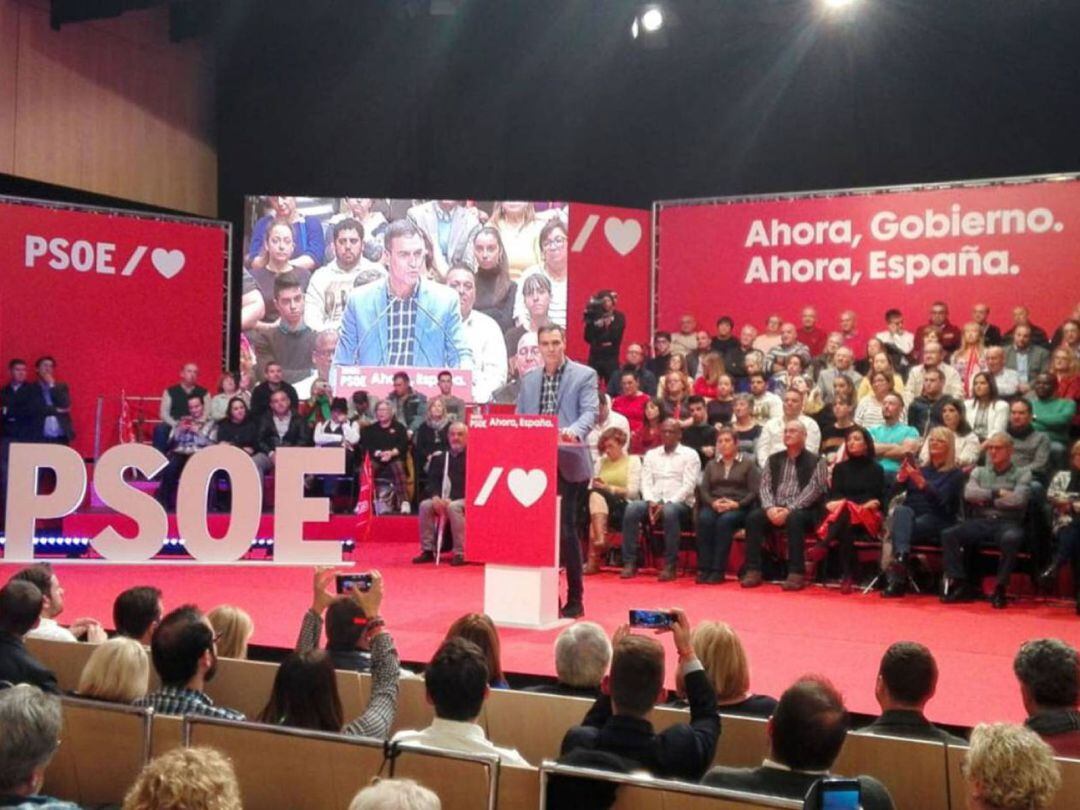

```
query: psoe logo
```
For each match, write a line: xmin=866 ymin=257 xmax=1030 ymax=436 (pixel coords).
xmin=24 ymin=235 xmax=185 ymax=279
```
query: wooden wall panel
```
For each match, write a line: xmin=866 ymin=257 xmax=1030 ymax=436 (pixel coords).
xmin=8 ymin=2 xmax=216 ymax=215
xmin=0 ymin=0 xmax=18 ymax=175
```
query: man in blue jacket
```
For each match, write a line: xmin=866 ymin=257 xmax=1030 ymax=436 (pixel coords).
xmin=517 ymin=323 xmax=598 ymax=618
xmin=332 ymin=220 xmax=473 ymax=370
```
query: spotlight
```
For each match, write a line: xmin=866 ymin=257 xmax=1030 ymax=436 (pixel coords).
xmin=641 ymin=7 xmax=664 ymax=32
xmin=822 ymin=0 xmax=859 ymax=9
xmin=630 ymin=5 xmax=667 ymax=42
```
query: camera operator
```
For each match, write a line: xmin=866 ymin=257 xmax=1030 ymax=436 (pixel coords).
xmin=584 ymin=290 xmax=625 ymax=381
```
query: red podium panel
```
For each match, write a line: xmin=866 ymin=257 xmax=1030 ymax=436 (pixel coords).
xmin=465 ymin=413 xmax=558 ymax=568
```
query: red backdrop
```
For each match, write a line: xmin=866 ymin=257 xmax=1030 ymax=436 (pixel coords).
xmin=657 ymin=177 xmax=1080 ymax=341
xmin=567 ymin=203 xmax=652 ymax=361
xmin=0 ymin=199 xmax=229 ymax=457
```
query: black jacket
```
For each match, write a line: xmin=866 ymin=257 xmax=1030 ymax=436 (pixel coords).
xmin=1 ymin=383 xmax=38 ymax=441
xmin=703 ymin=764 xmax=895 ymax=809
xmin=29 ymin=382 xmax=75 ymax=441
xmin=0 ymin=632 xmax=60 ymax=694
xmin=560 ymin=666 xmax=720 ymax=782
xmin=256 ymin=413 xmax=311 ymax=454
xmin=860 ymin=709 xmax=966 ymax=745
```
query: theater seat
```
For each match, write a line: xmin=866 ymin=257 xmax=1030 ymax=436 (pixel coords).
xmin=25 ymin=637 xmax=100 ymax=693
xmin=482 ymin=688 xmax=593 ymax=766
xmin=43 ymin=697 xmax=151 ymax=807
xmin=651 ymin=707 xmax=769 ymax=769
xmin=947 ymin=743 xmax=1080 ymax=810
xmin=837 ymin=732 xmax=948 ymax=810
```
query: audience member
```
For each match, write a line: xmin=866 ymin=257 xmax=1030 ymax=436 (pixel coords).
xmin=445 ymin=613 xmax=507 ymax=689
xmin=838 ymin=309 xmax=863 ymax=357
xmin=752 ymin=314 xmax=783 ymax=355
xmin=905 ymin=344 xmax=964 ymax=402
xmin=687 ymin=622 xmax=777 ymax=717
xmin=868 ymin=393 xmax=922 ymax=487
xmin=208 ymin=372 xmax=241 ymax=421
xmin=471 ymin=225 xmax=516 ymax=332
xmin=249 ymin=361 xmax=299 ymax=418
xmin=407 ymin=200 xmax=481 ymax=278
xmin=76 ymin=637 xmax=150 ymax=704
xmin=611 ymin=371 xmax=650 ymax=434
xmin=817 ymin=346 xmax=862 ymax=405
xmin=703 ymin=676 xmax=894 ymax=809
xmin=731 ymin=393 xmax=762 ymax=455
xmin=765 ymin=322 xmax=811 ymax=373
xmin=942 ymin=432 xmax=1031 ymax=609
xmin=586 ymin=393 xmax=631 ymax=464
xmin=433 ymin=369 xmax=466 ymax=422
xmin=907 ymin=367 xmax=946 ymax=435
xmin=134 ymin=604 xmax=245 ymax=719
xmin=756 ymin=388 xmax=822 ymax=466
xmin=861 ymin=642 xmax=964 ymax=743
xmin=30 ymin=356 xmax=74 ymax=445
xmin=810 ymin=427 xmax=884 ymax=592
xmin=658 ymin=368 xmax=692 ymax=426
xmin=515 ymin=218 xmax=568 ymax=327
xmin=695 ymin=428 xmax=760 ymax=584
xmin=953 ymin=321 xmax=990 ymax=397
xmin=413 ymin=397 xmax=450 ymax=495
xmin=560 ymin=611 xmax=719 ymax=781
xmin=796 ymin=306 xmax=827 ymax=357
xmin=724 ymin=324 xmax=758 ymax=385
xmin=986 ymin=345 xmax=1021 ymax=397
xmin=305 ymin=217 xmax=385 ymax=331
xmin=0 ymin=581 xmax=59 ymax=694
xmin=1050 ymin=347 xmax=1080 ymax=431
xmin=686 ymin=329 xmax=713 ymax=378
xmin=922 ymin=397 xmax=981 ymax=469
xmin=255 ymin=388 xmax=311 ymax=474
xmin=855 ymin=351 xmax=904 ymax=402
xmin=962 ymin=723 xmax=1061 ymax=810
xmin=646 ymin=331 xmax=674 ymax=378
xmin=524 ymin=622 xmax=611 ymax=699
xmin=584 ymin=291 xmax=625 ymax=381
xmin=876 ymin=308 xmax=915 ymax=363
xmin=585 ymin=426 xmax=640 ymax=575
xmin=250 ymin=272 xmax=317 ymax=383
xmin=1042 ymin=440 xmax=1080 ymax=611
xmin=207 ymin=605 xmax=253 ymax=659
xmin=12 ymin=564 xmax=103 ymax=644
xmin=630 ymin=397 xmax=664 ymax=455
xmin=349 ymin=779 xmax=441 ymax=810
xmin=113 ymin=585 xmax=163 ymax=644
xmin=914 ymin=300 xmax=961 ymax=356
xmin=0 ymin=685 xmax=79 ymax=809
xmin=710 ymin=316 xmax=740 ymax=357
xmin=1009 ymin=398 xmax=1052 ymax=484
xmin=392 ymin=637 xmax=528 ymax=764
xmin=122 ymin=746 xmax=242 ymax=810
xmin=1029 ymin=372 xmax=1076 ymax=467
xmin=491 ymin=330 xmax=540 ymax=404
xmin=620 ymin=419 xmax=701 ymax=582
xmin=681 ymin=396 xmax=716 ymax=466
xmin=413 ymin=422 xmax=468 ymax=565
xmin=1005 ymin=323 xmax=1050 ymax=388
xmin=972 ymin=303 xmax=1003 ymax=346
xmin=1004 ymin=305 xmax=1052 ymax=348
xmin=742 ymin=420 xmax=828 ymax=591
xmin=966 ymin=371 xmax=1008 ymax=440
xmin=607 ymin=344 xmax=658 ymax=398
xmin=442 ymin=267 xmax=507 ymax=404
xmin=818 ymin=394 xmax=857 ymax=462
xmin=1013 ymin=638 xmax=1080 ymax=757
xmin=156 ymin=393 xmax=216 ymax=510
xmin=154 ymin=362 xmax=209 ymax=452
xmin=884 ymin=429 xmax=964 ymax=597
xmin=385 ymin=372 xmax=427 ymax=434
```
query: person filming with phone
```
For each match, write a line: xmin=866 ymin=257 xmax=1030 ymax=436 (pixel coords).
xmin=559 ymin=607 xmax=719 ymax=782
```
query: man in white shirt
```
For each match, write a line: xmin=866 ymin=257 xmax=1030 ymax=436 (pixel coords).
xmin=446 ymin=264 xmax=507 ymax=403
xmin=620 ymin=419 xmax=701 ymax=582
xmin=985 ymin=345 xmax=1021 ymax=398
xmin=876 ymin=308 xmax=915 ymax=362
xmin=392 ymin=637 xmax=529 ymax=765
xmin=303 ymin=218 xmax=385 ymax=331
xmin=748 ymin=373 xmax=783 ymax=425
xmin=756 ymin=389 xmax=822 ymax=467
xmin=905 ymin=344 xmax=964 ymax=402
xmin=816 ymin=346 xmax=863 ymax=404
xmin=586 ymin=393 xmax=631 ymax=464
xmin=13 ymin=564 xmax=104 ymax=643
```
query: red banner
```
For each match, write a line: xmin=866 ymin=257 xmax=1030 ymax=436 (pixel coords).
xmin=657 ymin=177 xmax=1080 ymax=342
xmin=465 ymin=413 xmax=558 ymax=567
xmin=0 ymin=199 xmax=228 ymax=456
xmin=331 ymin=366 xmax=472 ymax=402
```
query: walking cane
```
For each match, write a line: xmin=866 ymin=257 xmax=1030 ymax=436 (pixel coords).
xmin=434 ymin=452 xmax=451 ymax=565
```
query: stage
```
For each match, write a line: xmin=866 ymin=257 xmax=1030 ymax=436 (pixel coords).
xmin=3 ymin=530 xmax=1079 ymax=731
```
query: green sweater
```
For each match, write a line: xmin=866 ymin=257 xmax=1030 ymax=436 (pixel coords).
xmin=1029 ymin=396 xmax=1077 ymax=445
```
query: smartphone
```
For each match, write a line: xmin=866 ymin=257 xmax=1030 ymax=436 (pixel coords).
xmin=813 ymin=778 xmax=861 ymax=810
xmin=628 ymin=609 xmax=675 ymax=629
xmin=903 ymin=452 xmax=917 ymax=467
xmin=335 ymin=573 xmax=373 ymax=594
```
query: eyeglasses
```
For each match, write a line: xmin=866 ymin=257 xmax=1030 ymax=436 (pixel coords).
xmin=542 ymin=237 xmax=567 ymax=248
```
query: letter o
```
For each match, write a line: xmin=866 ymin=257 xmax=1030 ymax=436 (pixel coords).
xmin=176 ymin=445 xmax=264 ymax=563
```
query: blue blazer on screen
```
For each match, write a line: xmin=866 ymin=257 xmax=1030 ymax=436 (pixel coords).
xmin=517 ymin=359 xmax=599 ymax=482
xmin=332 ymin=277 xmax=473 ymax=369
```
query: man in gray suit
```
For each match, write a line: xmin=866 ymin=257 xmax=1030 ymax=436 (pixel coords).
xmin=517 ymin=324 xmax=598 ymax=618
xmin=407 ymin=200 xmax=480 ymax=279
xmin=1005 ymin=324 xmax=1050 ymax=393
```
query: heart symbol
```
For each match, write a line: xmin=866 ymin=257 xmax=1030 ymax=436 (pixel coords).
xmin=151 ymin=248 xmax=185 ymax=279
xmin=603 ymin=217 xmax=642 ymax=256
xmin=506 ymin=468 xmax=548 ymax=508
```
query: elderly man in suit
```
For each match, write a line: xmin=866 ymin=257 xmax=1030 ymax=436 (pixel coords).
xmin=1005 ymin=324 xmax=1051 ymax=393
xmin=518 ymin=323 xmax=599 ymax=618
xmin=332 ymin=220 xmax=473 ymax=370
xmin=407 ymin=200 xmax=481 ymax=279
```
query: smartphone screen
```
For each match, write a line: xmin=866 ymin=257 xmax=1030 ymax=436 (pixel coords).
xmin=336 ymin=573 xmax=373 ymax=594
xmin=628 ymin=609 xmax=674 ymax=629
xmin=818 ymin=779 xmax=861 ymax=810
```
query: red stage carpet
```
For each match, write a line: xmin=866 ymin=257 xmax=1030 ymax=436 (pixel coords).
xmin=3 ymin=539 xmax=1079 ymax=729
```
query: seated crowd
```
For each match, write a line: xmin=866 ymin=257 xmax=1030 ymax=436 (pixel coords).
xmin=0 ymin=561 xmax=1076 ymax=809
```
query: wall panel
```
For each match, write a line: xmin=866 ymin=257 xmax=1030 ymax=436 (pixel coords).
xmin=0 ymin=0 xmax=18 ymax=175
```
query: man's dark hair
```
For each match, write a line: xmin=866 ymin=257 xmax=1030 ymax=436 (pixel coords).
xmin=654 ymin=331 xmax=672 ymax=342
xmin=749 ymin=372 xmax=766 ymax=384
xmin=0 ymin=581 xmax=44 ymax=636
xmin=330 ymin=397 xmax=349 ymax=415
xmin=325 ymin=598 xmax=367 ymax=651
xmin=1014 ymin=639 xmax=1079 ymax=708
xmin=425 ymin=637 xmax=489 ymax=722
xmin=884 ymin=309 xmax=902 ymax=322
xmin=10 ymin=565 xmax=55 ymax=602
xmin=34 ymin=356 xmax=56 ymax=370
xmin=923 ymin=367 xmax=944 ymax=381
xmin=716 ymin=316 xmax=734 ymax=328
xmin=687 ymin=395 xmax=707 ymax=408
xmin=383 ymin=219 xmax=423 ymax=251
xmin=186 ymin=393 xmax=204 ymax=407
xmin=620 ymin=370 xmax=639 ymax=382
xmin=392 ymin=372 xmax=410 ymax=385
xmin=1011 ymin=398 xmax=1033 ymax=415
xmin=113 ymin=586 xmax=163 ymax=640
xmin=771 ymin=676 xmax=849 ymax=771
xmin=879 ymin=642 xmax=937 ymax=705
xmin=537 ymin=323 xmax=567 ymax=341
xmin=8 ymin=359 xmax=26 ymax=371
xmin=331 ymin=217 xmax=364 ymax=242
xmin=438 ymin=370 xmax=453 ymax=381
xmin=150 ymin=605 xmax=213 ymax=687
xmin=609 ymin=636 xmax=664 ymax=718
xmin=273 ymin=271 xmax=304 ymax=299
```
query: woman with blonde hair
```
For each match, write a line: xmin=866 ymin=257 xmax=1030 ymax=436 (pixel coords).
xmin=207 ymin=605 xmax=254 ymax=660
xmin=660 ymin=371 xmax=693 ymax=427
xmin=76 ymin=637 xmax=149 ymax=704
xmin=488 ymin=201 xmax=542 ymax=279
xmin=692 ymin=352 xmax=726 ymax=400
xmin=659 ymin=351 xmax=690 ymax=398
xmin=962 ymin=723 xmax=1061 ymax=810
xmin=679 ymin=622 xmax=776 ymax=717
xmin=586 ymin=426 xmax=641 ymax=575
xmin=855 ymin=351 xmax=904 ymax=402
xmin=952 ymin=321 xmax=989 ymax=397
xmin=1050 ymin=347 xmax=1080 ymax=435
xmin=122 ymin=747 xmax=242 ymax=810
